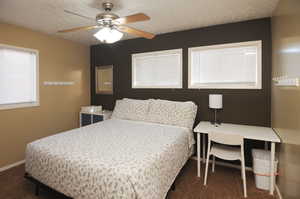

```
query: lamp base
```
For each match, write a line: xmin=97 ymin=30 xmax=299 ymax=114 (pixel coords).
xmin=210 ymin=108 xmax=222 ymax=127
xmin=210 ymin=121 xmax=222 ymax=127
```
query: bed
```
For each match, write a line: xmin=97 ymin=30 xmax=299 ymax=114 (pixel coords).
xmin=25 ymin=98 xmax=197 ymax=199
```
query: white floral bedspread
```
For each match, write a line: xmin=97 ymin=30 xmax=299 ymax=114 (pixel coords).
xmin=25 ymin=119 xmax=194 ymax=199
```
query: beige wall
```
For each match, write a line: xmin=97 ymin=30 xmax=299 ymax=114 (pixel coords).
xmin=271 ymin=0 xmax=300 ymax=198
xmin=0 ymin=22 xmax=90 ymax=168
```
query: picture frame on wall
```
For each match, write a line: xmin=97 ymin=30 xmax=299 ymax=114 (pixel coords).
xmin=95 ymin=65 xmax=113 ymax=94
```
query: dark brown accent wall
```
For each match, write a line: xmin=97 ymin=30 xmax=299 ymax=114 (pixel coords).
xmin=90 ymin=18 xmax=272 ymax=165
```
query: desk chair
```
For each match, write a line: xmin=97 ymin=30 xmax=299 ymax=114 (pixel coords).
xmin=204 ymin=132 xmax=247 ymax=198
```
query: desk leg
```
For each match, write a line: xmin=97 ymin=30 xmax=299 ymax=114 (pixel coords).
xmin=202 ymin=134 xmax=206 ymax=163
xmin=270 ymin=142 xmax=275 ymax=195
xmin=197 ymin=133 xmax=201 ymax=177
xmin=264 ymin=141 xmax=268 ymax=150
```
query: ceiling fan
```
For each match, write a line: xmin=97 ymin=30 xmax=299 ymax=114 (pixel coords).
xmin=58 ymin=2 xmax=155 ymax=43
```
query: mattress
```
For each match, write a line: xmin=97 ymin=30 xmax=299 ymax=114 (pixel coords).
xmin=25 ymin=119 xmax=195 ymax=199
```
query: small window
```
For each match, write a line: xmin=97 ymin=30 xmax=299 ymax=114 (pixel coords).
xmin=188 ymin=41 xmax=262 ymax=89
xmin=0 ymin=44 xmax=39 ymax=110
xmin=132 ymin=49 xmax=182 ymax=88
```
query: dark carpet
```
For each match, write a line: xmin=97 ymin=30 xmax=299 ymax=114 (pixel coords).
xmin=0 ymin=160 xmax=276 ymax=199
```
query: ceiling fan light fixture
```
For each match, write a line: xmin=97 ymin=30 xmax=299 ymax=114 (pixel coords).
xmin=59 ymin=2 xmax=155 ymax=42
xmin=93 ymin=27 xmax=123 ymax=43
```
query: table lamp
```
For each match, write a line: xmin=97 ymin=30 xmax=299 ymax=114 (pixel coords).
xmin=209 ymin=94 xmax=223 ymax=126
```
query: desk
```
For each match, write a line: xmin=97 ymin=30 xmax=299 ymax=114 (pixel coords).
xmin=194 ymin=121 xmax=281 ymax=195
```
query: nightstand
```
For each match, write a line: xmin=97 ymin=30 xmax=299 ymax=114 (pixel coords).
xmin=79 ymin=110 xmax=112 ymax=127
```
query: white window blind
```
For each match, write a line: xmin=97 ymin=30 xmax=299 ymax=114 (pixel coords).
xmin=132 ymin=49 xmax=182 ymax=88
xmin=0 ymin=44 xmax=39 ymax=110
xmin=189 ymin=41 xmax=262 ymax=89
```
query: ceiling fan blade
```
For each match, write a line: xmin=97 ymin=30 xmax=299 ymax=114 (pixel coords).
xmin=118 ymin=26 xmax=155 ymax=39
xmin=57 ymin=25 xmax=99 ymax=33
xmin=64 ymin=9 xmax=94 ymax=20
xmin=114 ymin=13 xmax=150 ymax=24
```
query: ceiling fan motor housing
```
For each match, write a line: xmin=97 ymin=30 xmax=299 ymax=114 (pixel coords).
xmin=96 ymin=2 xmax=119 ymax=27
xmin=96 ymin=13 xmax=119 ymax=26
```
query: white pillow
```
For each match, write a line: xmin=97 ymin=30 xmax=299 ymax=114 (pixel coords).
xmin=147 ymin=99 xmax=197 ymax=129
xmin=111 ymin=98 xmax=150 ymax=121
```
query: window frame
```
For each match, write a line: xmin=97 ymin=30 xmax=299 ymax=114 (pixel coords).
xmin=131 ymin=49 xmax=183 ymax=89
xmin=0 ymin=43 xmax=39 ymax=110
xmin=188 ymin=40 xmax=262 ymax=89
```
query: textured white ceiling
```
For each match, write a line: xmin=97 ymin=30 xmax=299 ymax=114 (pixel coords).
xmin=0 ymin=0 xmax=279 ymax=45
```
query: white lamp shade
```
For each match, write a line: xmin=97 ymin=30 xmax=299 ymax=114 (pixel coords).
xmin=209 ymin=94 xmax=223 ymax=109
xmin=93 ymin=27 xmax=123 ymax=44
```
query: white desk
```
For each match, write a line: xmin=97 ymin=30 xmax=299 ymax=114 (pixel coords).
xmin=194 ymin=121 xmax=281 ymax=195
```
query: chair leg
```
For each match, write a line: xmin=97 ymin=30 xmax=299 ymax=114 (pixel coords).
xmin=241 ymin=166 xmax=243 ymax=179
xmin=212 ymin=156 xmax=215 ymax=173
xmin=241 ymin=158 xmax=247 ymax=198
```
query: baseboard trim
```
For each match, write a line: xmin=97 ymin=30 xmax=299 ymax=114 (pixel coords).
xmin=275 ymin=184 xmax=282 ymax=199
xmin=190 ymin=156 xmax=253 ymax=171
xmin=0 ymin=160 xmax=25 ymax=173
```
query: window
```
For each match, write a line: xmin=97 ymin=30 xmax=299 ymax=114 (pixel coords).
xmin=0 ymin=44 xmax=39 ymax=110
xmin=132 ymin=49 xmax=182 ymax=88
xmin=188 ymin=41 xmax=262 ymax=89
